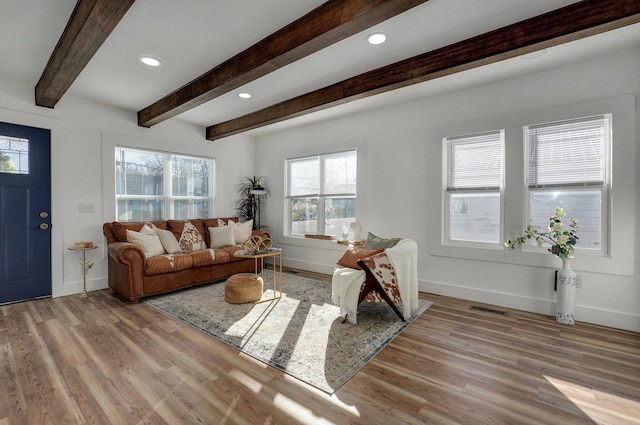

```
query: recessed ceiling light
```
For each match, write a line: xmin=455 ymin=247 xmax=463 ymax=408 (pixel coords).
xmin=238 ymin=92 xmax=252 ymax=99
xmin=367 ymin=33 xmax=387 ymax=45
xmin=139 ymin=56 xmax=161 ymax=67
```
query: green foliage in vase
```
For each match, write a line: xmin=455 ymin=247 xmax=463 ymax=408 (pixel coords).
xmin=505 ymin=207 xmax=579 ymax=259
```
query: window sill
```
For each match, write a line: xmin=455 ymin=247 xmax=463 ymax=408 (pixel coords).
xmin=430 ymin=243 xmax=634 ymax=276
xmin=279 ymin=235 xmax=346 ymax=252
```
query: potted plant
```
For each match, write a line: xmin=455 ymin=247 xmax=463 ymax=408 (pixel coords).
xmin=505 ymin=207 xmax=579 ymax=325
xmin=235 ymin=176 xmax=268 ymax=230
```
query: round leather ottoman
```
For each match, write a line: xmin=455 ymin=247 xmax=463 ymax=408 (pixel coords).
xmin=225 ymin=273 xmax=263 ymax=304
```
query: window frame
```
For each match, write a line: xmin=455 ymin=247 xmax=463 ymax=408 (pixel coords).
xmin=442 ymin=130 xmax=505 ymax=248
xmin=115 ymin=146 xmax=214 ymax=221
xmin=285 ymin=149 xmax=357 ymax=238
xmin=522 ymin=114 xmax=611 ymax=257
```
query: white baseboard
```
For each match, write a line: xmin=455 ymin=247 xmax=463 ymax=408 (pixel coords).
xmin=421 ymin=279 xmax=640 ymax=333
xmin=56 ymin=276 xmax=109 ymax=298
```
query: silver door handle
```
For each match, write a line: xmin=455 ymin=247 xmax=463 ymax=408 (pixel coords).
xmin=39 ymin=223 xmax=49 ymax=230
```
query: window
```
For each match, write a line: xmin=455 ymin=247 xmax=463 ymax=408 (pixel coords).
xmin=444 ymin=130 xmax=503 ymax=244
xmin=0 ymin=135 xmax=29 ymax=174
xmin=286 ymin=150 xmax=356 ymax=238
xmin=115 ymin=147 xmax=213 ymax=221
xmin=525 ymin=115 xmax=610 ymax=253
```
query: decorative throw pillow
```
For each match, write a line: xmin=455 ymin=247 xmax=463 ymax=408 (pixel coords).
xmin=151 ymin=224 xmax=183 ymax=254
xmin=126 ymin=224 xmax=166 ymax=258
xmin=179 ymin=221 xmax=207 ymax=252
xmin=208 ymin=225 xmax=236 ymax=248
xmin=217 ymin=219 xmax=229 ymax=226
xmin=233 ymin=219 xmax=253 ymax=244
xmin=364 ymin=232 xmax=401 ymax=250
xmin=337 ymin=246 xmax=383 ymax=270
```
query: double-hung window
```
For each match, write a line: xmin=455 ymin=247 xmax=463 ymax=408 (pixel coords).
xmin=525 ymin=115 xmax=610 ymax=253
xmin=286 ymin=150 xmax=356 ymax=238
xmin=115 ymin=147 xmax=213 ymax=221
xmin=444 ymin=130 xmax=503 ymax=245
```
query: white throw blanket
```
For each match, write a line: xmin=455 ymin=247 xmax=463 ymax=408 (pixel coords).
xmin=331 ymin=239 xmax=419 ymax=324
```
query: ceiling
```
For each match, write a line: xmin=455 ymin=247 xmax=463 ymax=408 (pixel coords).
xmin=2 ymin=0 xmax=639 ymax=139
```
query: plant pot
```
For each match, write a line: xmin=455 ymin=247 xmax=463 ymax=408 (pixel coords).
xmin=556 ymin=257 xmax=576 ymax=325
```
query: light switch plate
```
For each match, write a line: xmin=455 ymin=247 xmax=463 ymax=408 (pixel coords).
xmin=78 ymin=203 xmax=95 ymax=213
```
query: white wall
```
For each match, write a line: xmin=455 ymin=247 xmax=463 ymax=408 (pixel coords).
xmin=1 ymin=45 xmax=637 ymax=332
xmin=0 ymin=80 xmax=255 ymax=299
xmin=251 ymin=47 xmax=640 ymax=332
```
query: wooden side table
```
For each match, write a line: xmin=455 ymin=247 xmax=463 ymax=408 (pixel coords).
xmin=234 ymin=248 xmax=282 ymax=303
xmin=67 ymin=245 xmax=97 ymax=298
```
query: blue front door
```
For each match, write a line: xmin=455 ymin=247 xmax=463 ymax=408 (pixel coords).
xmin=0 ymin=121 xmax=52 ymax=304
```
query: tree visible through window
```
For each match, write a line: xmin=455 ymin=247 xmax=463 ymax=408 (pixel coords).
xmin=286 ymin=150 xmax=356 ymax=238
xmin=115 ymin=147 xmax=213 ymax=221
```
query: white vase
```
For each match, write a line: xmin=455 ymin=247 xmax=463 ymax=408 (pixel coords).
xmin=556 ymin=257 xmax=576 ymax=325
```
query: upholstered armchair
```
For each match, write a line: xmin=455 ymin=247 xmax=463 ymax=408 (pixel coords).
xmin=332 ymin=236 xmax=419 ymax=324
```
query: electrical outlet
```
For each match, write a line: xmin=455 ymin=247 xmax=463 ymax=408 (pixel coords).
xmin=576 ymin=274 xmax=583 ymax=288
xmin=78 ymin=203 xmax=95 ymax=213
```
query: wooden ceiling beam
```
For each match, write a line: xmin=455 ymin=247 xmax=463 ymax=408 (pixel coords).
xmin=137 ymin=0 xmax=431 ymax=127
xmin=206 ymin=0 xmax=640 ymax=141
xmin=35 ymin=0 xmax=136 ymax=108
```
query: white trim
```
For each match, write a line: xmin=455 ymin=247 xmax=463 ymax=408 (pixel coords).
xmin=420 ymin=278 xmax=640 ymax=333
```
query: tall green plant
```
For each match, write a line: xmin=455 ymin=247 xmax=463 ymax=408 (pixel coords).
xmin=234 ymin=176 xmax=268 ymax=230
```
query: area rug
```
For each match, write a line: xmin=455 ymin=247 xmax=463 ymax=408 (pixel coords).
xmin=144 ymin=270 xmax=432 ymax=393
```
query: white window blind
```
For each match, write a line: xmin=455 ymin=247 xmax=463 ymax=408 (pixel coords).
xmin=446 ymin=131 xmax=502 ymax=191
xmin=524 ymin=114 xmax=610 ymax=252
xmin=527 ymin=116 xmax=607 ymax=188
xmin=444 ymin=130 xmax=503 ymax=245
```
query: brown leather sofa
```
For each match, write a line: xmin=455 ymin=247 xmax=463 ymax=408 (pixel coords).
xmin=103 ymin=217 xmax=269 ymax=303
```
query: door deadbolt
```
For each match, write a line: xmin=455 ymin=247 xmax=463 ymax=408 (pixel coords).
xmin=39 ymin=223 xmax=49 ymax=230
xmin=40 ymin=212 xmax=49 ymax=218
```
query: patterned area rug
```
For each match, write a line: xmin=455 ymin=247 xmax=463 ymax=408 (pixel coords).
xmin=144 ymin=270 xmax=432 ymax=393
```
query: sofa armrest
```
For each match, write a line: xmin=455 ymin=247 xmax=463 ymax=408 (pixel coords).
xmin=107 ymin=242 xmax=146 ymax=302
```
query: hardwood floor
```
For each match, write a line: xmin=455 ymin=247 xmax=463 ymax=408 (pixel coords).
xmin=1 ymin=279 xmax=639 ymax=424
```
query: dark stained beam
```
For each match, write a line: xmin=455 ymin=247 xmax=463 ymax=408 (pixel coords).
xmin=207 ymin=0 xmax=640 ymax=140
xmin=35 ymin=0 xmax=136 ymax=108
xmin=137 ymin=0 xmax=431 ymax=127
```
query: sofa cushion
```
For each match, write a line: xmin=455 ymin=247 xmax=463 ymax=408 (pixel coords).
xmin=151 ymin=224 xmax=182 ymax=254
xmin=145 ymin=253 xmax=193 ymax=276
xmin=126 ymin=224 xmax=166 ymax=258
xmin=190 ymin=249 xmax=231 ymax=267
xmin=178 ymin=221 xmax=207 ymax=252
xmin=203 ymin=217 xmax=238 ymax=246
xmin=112 ymin=221 xmax=167 ymax=242
xmin=337 ymin=246 xmax=383 ymax=270
xmin=233 ymin=220 xmax=253 ymax=244
xmin=208 ymin=225 xmax=236 ymax=248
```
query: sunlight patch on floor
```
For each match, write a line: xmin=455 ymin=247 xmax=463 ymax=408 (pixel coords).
xmin=544 ymin=375 xmax=640 ymax=424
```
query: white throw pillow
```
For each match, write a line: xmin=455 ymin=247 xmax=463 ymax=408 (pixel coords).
xmin=233 ymin=219 xmax=253 ymax=244
xmin=208 ymin=225 xmax=236 ymax=248
xmin=151 ymin=224 xmax=182 ymax=254
xmin=126 ymin=224 xmax=166 ymax=258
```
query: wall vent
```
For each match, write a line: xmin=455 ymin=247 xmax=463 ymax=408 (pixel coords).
xmin=470 ymin=305 xmax=507 ymax=315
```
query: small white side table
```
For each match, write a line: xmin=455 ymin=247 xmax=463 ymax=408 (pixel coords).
xmin=68 ymin=245 xmax=97 ymax=298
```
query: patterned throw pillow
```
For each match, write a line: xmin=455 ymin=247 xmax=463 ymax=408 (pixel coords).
xmin=208 ymin=225 xmax=236 ymax=248
xmin=233 ymin=219 xmax=253 ymax=244
xmin=126 ymin=224 xmax=166 ymax=258
xmin=179 ymin=221 xmax=207 ymax=252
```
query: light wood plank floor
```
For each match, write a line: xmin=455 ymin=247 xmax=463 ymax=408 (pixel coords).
xmin=1 ymin=277 xmax=639 ymax=424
